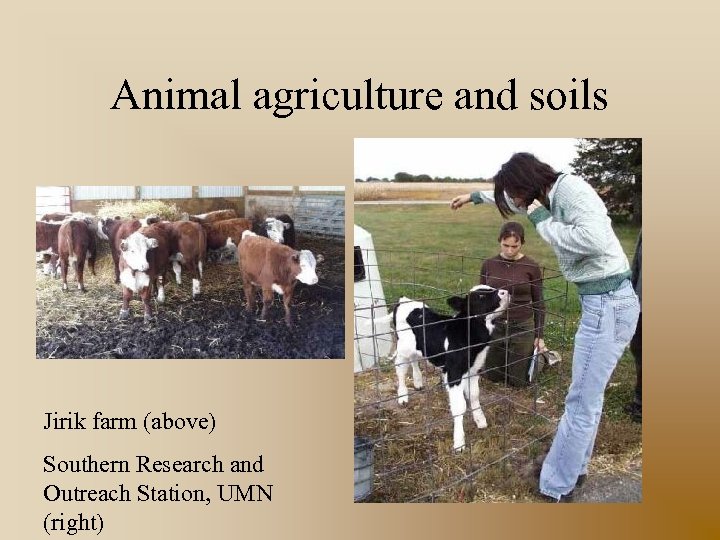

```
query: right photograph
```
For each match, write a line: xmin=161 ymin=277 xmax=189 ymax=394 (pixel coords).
xmin=353 ymin=138 xmax=642 ymax=503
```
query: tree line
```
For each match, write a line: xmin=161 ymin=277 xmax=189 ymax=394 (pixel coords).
xmin=355 ymin=173 xmax=486 ymax=183
xmin=356 ymin=138 xmax=642 ymax=223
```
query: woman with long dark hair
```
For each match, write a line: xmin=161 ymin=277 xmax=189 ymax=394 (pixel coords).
xmin=451 ymin=152 xmax=640 ymax=502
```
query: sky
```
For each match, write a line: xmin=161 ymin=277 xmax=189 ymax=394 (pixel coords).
xmin=354 ymin=138 xmax=580 ymax=180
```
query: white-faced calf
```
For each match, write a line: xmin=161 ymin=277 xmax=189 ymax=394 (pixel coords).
xmin=102 ymin=218 xmax=142 ymax=283
xmin=391 ymin=285 xmax=510 ymax=451
xmin=238 ymin=231 xmax=318 ymax=327
xmin=118 ymin=225 xmax=170 ymax=321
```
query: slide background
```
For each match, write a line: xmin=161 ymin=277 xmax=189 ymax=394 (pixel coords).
xmin=6 ymin=1 xmax=719 ymax=538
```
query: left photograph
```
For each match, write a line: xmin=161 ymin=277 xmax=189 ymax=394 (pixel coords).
xmin=35 ymin=185 xmax=345 ymax=359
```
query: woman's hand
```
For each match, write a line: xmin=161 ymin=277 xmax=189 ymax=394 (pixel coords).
xmin=450 ymin=193 xmax=472 ymax=210
xmin=534 ymin=338 xmax=548 ymax=353
xmin=527 ymin=200 xmax=544 ymax=213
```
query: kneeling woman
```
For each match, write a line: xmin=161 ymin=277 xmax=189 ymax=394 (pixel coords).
xmin=480 ymin=222 xmax=546 ymax=386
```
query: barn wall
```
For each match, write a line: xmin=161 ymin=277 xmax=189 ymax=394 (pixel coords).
xmin=65 ymin=186 xmax=345 ymax=237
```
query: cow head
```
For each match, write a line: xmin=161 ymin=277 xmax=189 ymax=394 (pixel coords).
xmin=447 ymin=284 xmax=510 ymax=321
xmin=90 ymin=216 xmax=109 ymax=241
xmin=293 ymin=250 xmax=318 ymax=285
xmin=264 ymin=217 xmax=289 ymax=244
xmin=120 ymin=231 xmax=158 ymax=271
xmin=101 ymin=216 xmax=123 ymax=240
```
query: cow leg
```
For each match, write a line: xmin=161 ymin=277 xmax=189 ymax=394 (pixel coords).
xmin=282 ymin=286 xmax=294 ymax=327
xmin=189 ymin=257 xmax=201 ymax=299
xmin=119 ymin=287 xmax=133 ymax=320
xmin=156 ymin=276 xmax=165 ymax=304
xmin=411 ymin=357 xmax=424 ymax=391
xmin=395 ymin=351 xmax=412 ymax=405
xmin=243 ymin=282 xmax=256 ymax=313
xmin=87 ymin=248 xmax=96 ymax=277
xmin=60 ymin=257 xmax=69 ymax=292
xmin=112 ymin=250 xmax=121 ymax=284
xmin=140 ymin=286 xmax=153 ymax=321
xmin=467 ymin=373 xmax=487 ymax=429
xmin=76 ymin=254 xmax=86 ymax=292
xmin=260 ymin=287 xmax=273 ymax=321
xmin=173 ymin=261 xmax=182 ymax=285
xmin=446 ymin=377 xmax=467 ymax=452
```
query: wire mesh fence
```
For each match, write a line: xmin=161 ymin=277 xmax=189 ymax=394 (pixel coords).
xmin=354 ymin=247 xmax=570 ymax=502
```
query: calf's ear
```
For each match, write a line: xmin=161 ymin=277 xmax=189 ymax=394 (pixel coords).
xmin=447 ymin=295 xmax=467 ymax=312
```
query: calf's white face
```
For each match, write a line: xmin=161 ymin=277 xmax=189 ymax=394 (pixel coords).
xmin=295 ymin=250 xmax=318 ymax=285
xmin=469 ymin=284 xmax=511 ymax=321
xmin=264 ymin=218 xmax=287 ymax=244
xmin=120 ymin=232 xmax=158 ymax=271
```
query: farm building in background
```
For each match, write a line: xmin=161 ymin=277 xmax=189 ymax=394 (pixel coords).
xmin=35 ymin=185 xmax=345 ymax=237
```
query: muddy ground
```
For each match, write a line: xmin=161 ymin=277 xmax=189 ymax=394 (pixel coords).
xmin=36 ymin=234 xmax=345 ymax=359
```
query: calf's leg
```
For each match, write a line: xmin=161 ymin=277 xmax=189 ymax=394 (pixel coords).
xmin=243 ymin=281 xmax=256 ymax=313
xmin=260 ymin=287 xmax=273 ymax=321
xmin=60 ymin=257 xmax=69 ymax=292
xmin=75 ymin=254 xmax=86 ymax=292
xmin=446 ymin=377 xmax=468 ymax=452
xmin=119 ymin=287 xmax=133 ymax=320
xmin=282 ymin=284 xmax=295 ymax=327
xmin=467 ymin=373 xmax=487 ymax=429
xmin=140 ymin=285 xmax=153 ymax=321
xmin=112 ymin=250 xmax=121 ymax=284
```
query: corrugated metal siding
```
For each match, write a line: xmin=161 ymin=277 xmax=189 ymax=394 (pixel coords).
xmin=198 ymin=186 xmax=244 ymax=198
xmin=299 ymin=186 xmax=345 ymax=192
xmin=247 ymin=186 xmax=293 ymax=191
xmin=140 ymin=186 xmax=193 ymax=199
xmin=245 ymin=194 xmax=345 ymax=237
xmin=73 ymin=186 xmax=135 ymax=200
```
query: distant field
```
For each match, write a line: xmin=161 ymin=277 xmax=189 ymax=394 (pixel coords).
xmin=354 ymin=182 xmax=494 ymax=201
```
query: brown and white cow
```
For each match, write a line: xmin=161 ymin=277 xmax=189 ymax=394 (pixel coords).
xmin=153 ymin=221 xmax=207 ymax=298
xmin=102 ymin=217 xmax=142 ymax=283
xmin=118 ymin=224 xmax=171 ymax=321
xmin=203 ymin=218 xmax=254 ymax=250
xmin=189 ymin=209 xmax=237 ymax=224
xmin=36 ymin=221 xmax=62 ymax=276
xmin=57 ymin=219 xmax=97 ymax=292
xmin=238 ymin=230 xmax=318 ymax=327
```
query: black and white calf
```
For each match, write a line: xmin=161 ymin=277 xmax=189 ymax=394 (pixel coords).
xmin=253 ymin=215 xmax=296 ymax=248
xmin=391 ymin=285 xmax=510 ymax=451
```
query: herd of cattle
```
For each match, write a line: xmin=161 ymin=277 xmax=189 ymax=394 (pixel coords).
xmin=35 ymin=209 xmax=319 ymax=326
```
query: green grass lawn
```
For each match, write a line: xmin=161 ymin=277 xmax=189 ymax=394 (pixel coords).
xmin=355 ymin=203 xmax=639 ymax=315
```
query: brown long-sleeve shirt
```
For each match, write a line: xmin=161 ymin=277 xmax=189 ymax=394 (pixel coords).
xmin=480 ymin=254 xmax=546 ymax=338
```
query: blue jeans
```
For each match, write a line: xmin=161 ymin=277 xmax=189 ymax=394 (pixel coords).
xmin=540 ymin=279 xmax=640 ymax=500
